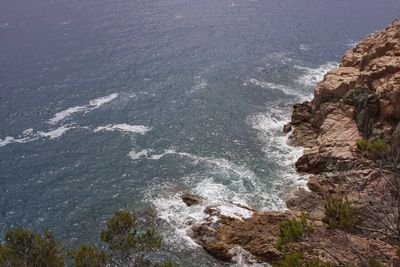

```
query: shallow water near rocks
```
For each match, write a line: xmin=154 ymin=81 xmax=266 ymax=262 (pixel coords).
xmin=1 ymin=0 xmax=399 ymax=265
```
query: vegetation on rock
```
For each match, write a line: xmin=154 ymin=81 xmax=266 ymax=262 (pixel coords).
xmin=323 ymin=197 xmax=356 ymax=231
xmin=274 ymin=250 xmax=333 ymax=267
xmin=276 ymin=214 xmax=313 ymax=250
xmin=356 ymin=138 xmax=390 ymax=157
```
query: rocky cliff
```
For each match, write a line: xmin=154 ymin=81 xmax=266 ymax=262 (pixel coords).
xmin=188 ymin=20 xmax=400 ymax=266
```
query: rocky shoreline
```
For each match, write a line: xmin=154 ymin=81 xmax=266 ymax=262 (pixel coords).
xmin=184 ymin=20 xmax=400 ymax=266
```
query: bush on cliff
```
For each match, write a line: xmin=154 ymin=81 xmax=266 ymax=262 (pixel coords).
xmin=276 ymin=214 xmax=313 ymax=250
xmin=0 ymin=228 xmax=64 ymax=267
xmin=323 ymin=197 xmax=356 ymax=231
xmin=356 ymin=138 xmax=390 ymax=156
xmin=368 ymin=138 xmax=390 ymax=156
xmin=274 ymin=250 xmax=333 ymax=267
xmin=356 ymin=138 xmax=369 ymax=151
xmin=71 ymin=244 xmax=108 ymax=267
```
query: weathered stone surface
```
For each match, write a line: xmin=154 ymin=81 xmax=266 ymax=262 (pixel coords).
xmin=181 ymin=192 xmax=202 ymax=206
xmin=190 ymin=212 xmax=289 ymax=262
xmin=282 ymin=122 xmax=292 ymax=133
xmin=286 ymin=188 xmax=325 ymax=221
xmin=291 ymin=102 xmax=312 ymax=125
xmin=312 ymin=67 xmax=360 ymax=109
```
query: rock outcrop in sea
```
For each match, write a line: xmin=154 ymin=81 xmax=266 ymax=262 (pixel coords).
xmin=186 ymin=20 xmax=400 ymax=265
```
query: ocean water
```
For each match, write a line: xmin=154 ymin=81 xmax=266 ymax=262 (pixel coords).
xmin=1 ymin=0 xmax=399 ymax=265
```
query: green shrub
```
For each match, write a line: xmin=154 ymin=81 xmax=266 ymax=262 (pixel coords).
xmin=323 ymin=197 xmax=356 ymax=231
xmin=356 ymin=138 xmax=390 ymax=156
xmin=71 ymin=244 xmax=108 ymax=267
xmin=369 ymin=258 xmax=383 ymax=267
xmin=100 ymin=210 xmax=163 ymax=265
xmin=0 ymin=228 xmax=64 ymax=267
xmin=356 ymin=138 xmax=369 ymax=151
xmin=274 ymin=250 xmax=333 ymax=267
xmin=367 ymin=138 xmax=390 ymax=156
xmin=276 ymin=250 xmax=303 ymax=267
xmin=276 ymin=214 xmax=313 ymax=250
xmin=0 ymin=211 xmax=175 ymax=267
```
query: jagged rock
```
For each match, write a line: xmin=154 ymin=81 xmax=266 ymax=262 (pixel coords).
xmin=286 ymin=188 xmax=325 ymax=221
xmin=291 ymin=102 xmax=312 ymax=125
xmin=193 ymin=212 xmax=288 ymax=262
xmin=283 ymin=122 xmax=292 ymax=133
xmin=312 ymin=67 xmax=360 ymax=109
xmin=204 ymin=206 xmax=220 ymax=216
xmin=181 ymin=192 xmax=202 ymax=206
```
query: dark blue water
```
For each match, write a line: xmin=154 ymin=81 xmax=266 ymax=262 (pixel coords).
xmin=1 ymin=0 xmax=399 ymax=265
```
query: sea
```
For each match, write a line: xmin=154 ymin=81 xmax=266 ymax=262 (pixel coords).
xmin=1 ymin=0 xmax=399 ymax=265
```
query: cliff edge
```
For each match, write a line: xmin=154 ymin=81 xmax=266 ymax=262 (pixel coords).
xmin=189 ymin=20 xmax=400 ymax=266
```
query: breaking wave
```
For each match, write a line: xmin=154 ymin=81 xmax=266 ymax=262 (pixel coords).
xmin=0 ymin=125 xmax=76 ymax=147
xmin=295 ymin=62 xmax=338 ymax=88
xmin=48 ymin=93 xmax=119 ymax=125
xmin=94 ymin=124 xmax=152 ymax=134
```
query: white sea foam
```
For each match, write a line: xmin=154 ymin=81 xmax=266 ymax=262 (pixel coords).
xmin=152 ymin=177 xmax=255 ymax=249
xmin=247 ymin=110 xmax=306 ymax=188
xmin=247 ymin=78 xmax=309 ymax=102
xmin=146 ymin=150 xmax=257 ymax=188
xmin=37 ymin=125 xmax=74 ymax=139
xmin=0 ymin=136 xmax=36 ymax=147
xmin=149 ymin=150 xmax=286 ymax=250
xmin=48 ymin=106 xmax=88 ymax=125
xmin=268 ymin=52 xmax=293 ymax=64
xmin=22 ymin=128 xmax=34 ymax=135
xmin=295 ymin=62 xmax=338 ymax=88
xmin=48 ymin=93 xmax=119 ymax=125
xmin=89 ymin=93 xmax=119 ymax=108
xmin=230 ymin=246 xmax=270 ymax=267
xmin=0 ymin=125 xmax=74 ymax=147
xmin=94 ymin=124 xmax=151 ymax=134
xmin=148 ymin=149 xmax=177 ymax=160
xmin=128 ymin=149 xmax=151 ymax=160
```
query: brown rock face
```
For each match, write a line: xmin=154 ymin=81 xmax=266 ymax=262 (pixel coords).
xmin=189 ymin=212 xmax=289 ymax=262
xmin=180 ymin=192 xmax=202 ymax=206
xmin=287 ymin=19 xmax=400 ymax=265
xmin=311 ymin=20 xmax=400 ymax=142
xmin=189 ymin=20 xmax=400 ymax=266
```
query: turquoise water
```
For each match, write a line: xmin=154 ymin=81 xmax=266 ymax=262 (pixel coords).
xmin=1 ymin=0 xmax=399 ymax=265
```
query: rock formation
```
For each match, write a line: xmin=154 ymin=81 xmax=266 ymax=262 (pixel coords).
xmin=187 ymin=20 xmax=400 ymax=266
